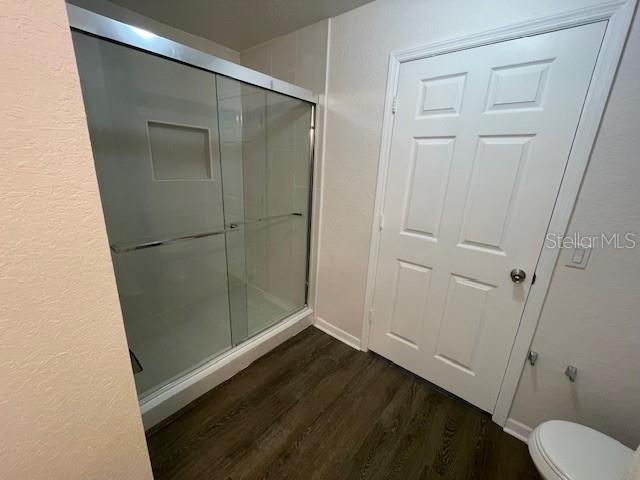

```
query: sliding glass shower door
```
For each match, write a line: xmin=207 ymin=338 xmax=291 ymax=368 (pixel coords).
xmin=217 ymin=77 xmax=312 ymax=343
xmin=72 ymin=32 xmax=312 ymax=399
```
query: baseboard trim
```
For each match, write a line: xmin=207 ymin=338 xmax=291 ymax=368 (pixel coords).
xmin=504 ymin=418 xmax=533 ymax=444
xmin=140 ymin=307 xmax=313 ymax=430
xmin=313 ymin=317 xmax=361 ymax=350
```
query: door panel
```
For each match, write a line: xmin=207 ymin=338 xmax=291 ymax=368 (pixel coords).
xmin=370 ymin=22 xmax=606 ymax=411
xmin=459 ymin=135 xmax=533 ymax=252
xmin=404 ymin=137 xmax=455 ymax=238
xmin=388 ymin=260 xmax=432 ymax=346
xmin=73 ymin=32 xmax=232 ymax=398
xmin=435 ymin=274 xmax=494 ymax=373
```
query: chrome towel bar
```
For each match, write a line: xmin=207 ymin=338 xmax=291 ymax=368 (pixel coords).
xmin=110 ymin=212 xmax=303 ymax=253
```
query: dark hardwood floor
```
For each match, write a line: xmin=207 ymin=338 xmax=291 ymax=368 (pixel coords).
xmin=146 ymin=327 xmax=540 ymax=480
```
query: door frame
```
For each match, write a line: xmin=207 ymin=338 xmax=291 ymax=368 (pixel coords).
xmin=361 ymin=0 xmax=636 ymax=427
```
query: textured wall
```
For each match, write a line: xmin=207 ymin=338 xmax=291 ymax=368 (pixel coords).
xmin=316 ymin=0 xmax=640 ymax=447
xmin=0 ymin=0 xmax=153 ymax=478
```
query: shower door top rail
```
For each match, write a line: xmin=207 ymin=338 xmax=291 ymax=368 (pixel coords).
xmin=110 ymin=212 xmax=304 ymax=254
xmin=66 ymin=4 xmax=318 ymax=105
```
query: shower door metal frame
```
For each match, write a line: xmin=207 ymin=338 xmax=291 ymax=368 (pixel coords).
xmin=66 ymin=4 xmax=318 ymax=104
xmin=68 ymin=4 xmax=319 ymax=425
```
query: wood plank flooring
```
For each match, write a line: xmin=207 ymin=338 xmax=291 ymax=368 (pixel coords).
xmin=146 ymin=327 xmax=540 ymax=480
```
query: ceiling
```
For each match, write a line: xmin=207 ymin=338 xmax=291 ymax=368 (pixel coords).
xmin=107 ymin=0 xmax=374 ymax=51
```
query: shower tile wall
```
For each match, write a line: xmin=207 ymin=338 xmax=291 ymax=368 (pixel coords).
xmin=241 ymin=85 xmax=268 ymax=293
xmin=241 ymin=19 xmax=328 ymax=94
xmin=240 ymin=20 xmax=324 ymax=317
xmin=265 ymin=94 xmax=310 ymax=308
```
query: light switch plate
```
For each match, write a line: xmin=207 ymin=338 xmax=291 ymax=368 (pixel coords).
xmin=566 ymin=246 xmax=591 ymax=269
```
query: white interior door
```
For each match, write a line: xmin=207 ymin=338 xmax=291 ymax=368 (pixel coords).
xmin=369 ymin=22 xmax=606 ymax=412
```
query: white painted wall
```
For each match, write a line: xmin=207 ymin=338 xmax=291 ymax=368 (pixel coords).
xmin=67 ymin=0 xmax=241 ymax=63
xmin=0 ymin=0 xmax=152 ymax=478
xmin=241 ymin=20 xmax=329 ymax=94
xmin=314 ymin=0 xmax=640 ymax=447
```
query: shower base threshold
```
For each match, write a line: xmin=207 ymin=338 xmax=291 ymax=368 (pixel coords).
xmin=139 ymin=307 xmax=313 ymax=430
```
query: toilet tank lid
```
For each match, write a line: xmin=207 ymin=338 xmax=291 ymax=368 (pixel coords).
xmin=533 ymin=420 xmax=633 ymax=480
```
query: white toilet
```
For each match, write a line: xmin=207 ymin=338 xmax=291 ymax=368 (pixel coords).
xmin=529 ymin=420 xmax=633 ymax=480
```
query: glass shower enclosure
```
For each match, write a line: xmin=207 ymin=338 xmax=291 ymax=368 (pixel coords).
xmin=71 ymin=26 xmax=313 ymax=400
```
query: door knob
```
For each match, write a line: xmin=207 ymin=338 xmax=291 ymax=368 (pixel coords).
xmin=510 ymin=268 xmax=527 ymax=284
